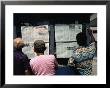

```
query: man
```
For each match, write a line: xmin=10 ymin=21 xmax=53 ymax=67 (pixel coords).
xmin=30 ymin=40 xmax=58 ymax=75
xmin=14 ymin=38 xmax=32 ymax=75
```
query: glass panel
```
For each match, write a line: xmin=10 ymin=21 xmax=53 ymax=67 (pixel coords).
xmin=56 ymin=42 xmax=78 ymax=58
xmin=55 ymin=24 xmax=82 ymax=58
xmin=21 ymin=25 xmax=49 ymax=59
xmin=55 ymin=24 xmax=82 ymax=42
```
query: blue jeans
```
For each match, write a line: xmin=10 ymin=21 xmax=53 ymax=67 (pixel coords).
xmin=55 ymin=66 xmax=79 ymax=75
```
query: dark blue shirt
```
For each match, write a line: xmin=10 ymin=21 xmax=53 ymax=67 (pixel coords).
xmin=14 ymin=49 xmax=30 ymax=75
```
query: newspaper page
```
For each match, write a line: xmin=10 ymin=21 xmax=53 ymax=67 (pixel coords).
xmin=21 ymin=25 xmax=49 ymax=59
xmin=55 ymin=24 xmax=82 ymax=58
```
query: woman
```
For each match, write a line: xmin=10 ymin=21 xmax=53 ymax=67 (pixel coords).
xmin=68 ymin=29 xmax=96 ymax=75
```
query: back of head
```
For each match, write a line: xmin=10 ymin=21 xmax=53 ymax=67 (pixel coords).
xmin=76 ymin=32 xmax=87 ymax=47
xmin=34 ymin=40 xmax=46 ymax=53
xmin=13 ymin=38 xmax=24 ymax=49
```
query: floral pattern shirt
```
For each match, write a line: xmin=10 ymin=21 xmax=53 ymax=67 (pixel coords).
xmin=72 ymin=42 xmax=96 ymax=75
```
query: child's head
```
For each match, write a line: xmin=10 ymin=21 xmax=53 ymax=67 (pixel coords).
xmin=34 ymin=40 xmax=46 ymax=54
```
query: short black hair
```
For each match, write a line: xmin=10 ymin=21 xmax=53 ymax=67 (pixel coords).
xmin=76 ymin=32 xmax=87 ymax=47
xmin=34 ymin=40 xmax=46 ymax=53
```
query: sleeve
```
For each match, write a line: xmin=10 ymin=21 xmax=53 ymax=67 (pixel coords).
xmin=72 ymin=42 xmax=96 ymax=62
xmin=72 ymin=49 xmax=82 ymax=62
xmin=52 ymin=55 xmax=58 ymax=66
xmin=71 ymin=46 xmax=81 ymax=62
xmin=51 ymin=55 xmax=58 ymax=69
xmin=29 ymin=59 xmax=34 ymax=74
xmin=87 ymin=42 xmax=96 ymax=59
xmin=22 ymin=54 xmax=30 ymax=70
xmin=29 ymin=59 xmax=33 ymax=69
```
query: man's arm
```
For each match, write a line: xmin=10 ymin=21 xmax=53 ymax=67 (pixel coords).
xmin=23 ymin=55 xmax=34 ymax=75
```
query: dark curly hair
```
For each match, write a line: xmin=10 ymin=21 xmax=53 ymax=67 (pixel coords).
xmin=76 ymin=32 xmax=87 ymax=47
xmin=34 ymin=40 xmax=46 ymax=53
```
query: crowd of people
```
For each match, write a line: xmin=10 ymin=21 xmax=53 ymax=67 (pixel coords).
xmin=14 ymin=29 xmax=96 ymax=75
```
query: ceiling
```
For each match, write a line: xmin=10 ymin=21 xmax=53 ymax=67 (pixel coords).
xmin=14 ymin=13 xmax=93 ymax=26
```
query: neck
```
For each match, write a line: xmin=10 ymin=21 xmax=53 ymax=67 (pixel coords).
xmin=37 ymin=53 xmax=44 ymax=56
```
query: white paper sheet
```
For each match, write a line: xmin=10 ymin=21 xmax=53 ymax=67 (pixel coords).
xmin=55 ymin=24 xmax=82 ymax=58
xmin=21 ymin=26 xmax=49 ymax=59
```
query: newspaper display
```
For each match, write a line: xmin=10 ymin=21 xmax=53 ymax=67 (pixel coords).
xmin=21 ymin=24 xmax=82 ymax=59
xmin=55 ymin=24 xmax=82 ymax=58
xmin=21 ymin=25 xmax=49 ymax=59
xmin=56 ymin=42 xmax=78 ymax=58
